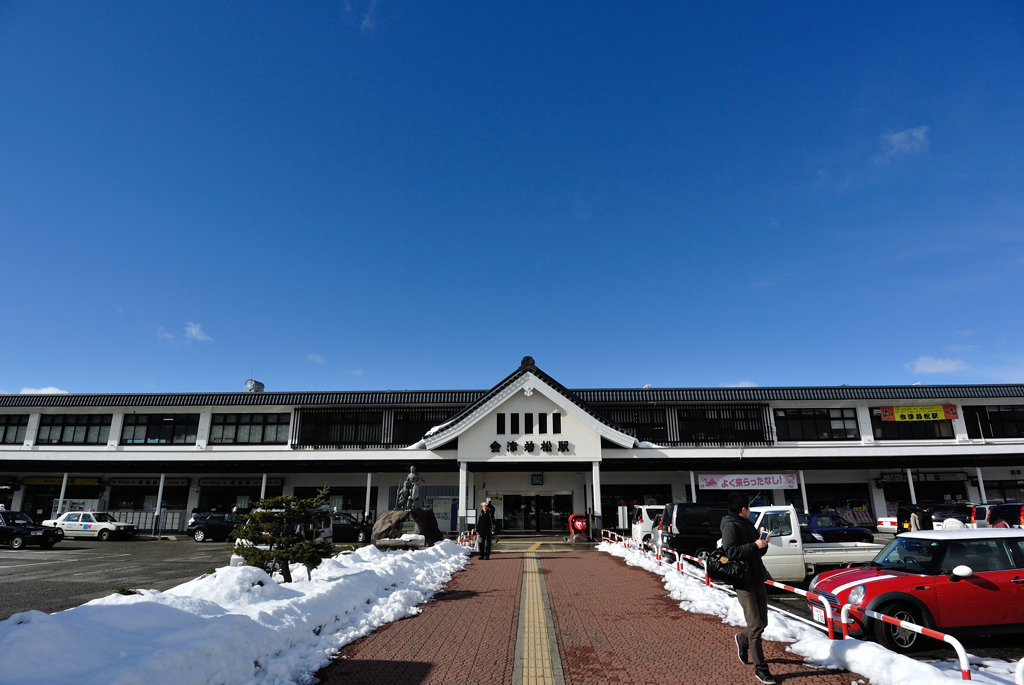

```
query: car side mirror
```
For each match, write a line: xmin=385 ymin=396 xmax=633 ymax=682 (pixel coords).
xmin=948 ymin=565 xmax=973 ymax=582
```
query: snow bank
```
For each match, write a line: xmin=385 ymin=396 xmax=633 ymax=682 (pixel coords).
xmin=0 ymin=541 xmax=469 ymax=685
xmin=598 ymin=542 xmax=1019 ymax=685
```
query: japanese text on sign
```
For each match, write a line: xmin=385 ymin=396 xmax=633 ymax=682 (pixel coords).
xmin=698 ymin=473 xmax=798 ymax=490
xmin=879 ymin=405 xmax=958 ymax=422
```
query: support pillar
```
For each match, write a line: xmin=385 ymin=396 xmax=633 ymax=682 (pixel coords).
xmin=260 ymin=473 xmax=267 ymax=500
xmin=689 ymin=471 xmax=697 ymax=503
xmin=591 ymin=461 xmax=602 ymax=533
xmin=57 ymin=472 xmax=69 ymax=516
xmin=364 ymin=473 xmax=372 ymax=522
xmin=976 ymin=467 xmax=988 ymax=504
xmin=799 ymin=470 xmax=809 ymax=514
xmin=458 ymin=462 xmax=468 ymax=532
xmin=907 ymin=468 xmax=917 ymax=505
xmin=152 ymin=473 xmax=165 ymax=537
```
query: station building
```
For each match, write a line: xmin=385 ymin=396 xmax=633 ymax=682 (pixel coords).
xmin=2 ymin=357 xmax=1023 ymax=534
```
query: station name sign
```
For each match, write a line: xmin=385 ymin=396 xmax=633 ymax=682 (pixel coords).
xmin=699 ymin=473 xmax=798 ymax=490
xmin=879 ymin=405 xmax=958 ymax=422
xmin=197 ymin=478 xmax=283 ymax=487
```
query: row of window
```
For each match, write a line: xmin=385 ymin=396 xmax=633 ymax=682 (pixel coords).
xmin=496 ymin=412 xmax=562 ymax=435
xmin=2 ymin=403 xmax=1024 ymax=446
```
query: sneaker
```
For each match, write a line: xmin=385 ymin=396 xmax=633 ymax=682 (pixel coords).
xmin=734 ymin=634 xmax=749 ymax=665
xmin=754 ymin=666 xmax=777 ymax=684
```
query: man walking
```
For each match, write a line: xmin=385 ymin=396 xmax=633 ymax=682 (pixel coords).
xmin=721 ymin=492 xmax=775 ymax=684
xmin=477 ymin=501 xmax=495 ymax=560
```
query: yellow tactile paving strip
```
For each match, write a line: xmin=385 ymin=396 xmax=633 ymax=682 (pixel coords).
xmin=512 ymin=553 xmax=565 ymax=685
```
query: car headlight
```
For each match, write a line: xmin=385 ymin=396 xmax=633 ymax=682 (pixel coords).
xmin=30 ymin=531 xmax=43 ymax=536
xmin=848 ymin=584 xmax=866 ymax=605
xmin=809 ymin=574 xmax=821 ymax=589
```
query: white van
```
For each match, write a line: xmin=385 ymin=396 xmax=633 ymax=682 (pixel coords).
xmin=631 ymin=505 xmax=664 ymax=542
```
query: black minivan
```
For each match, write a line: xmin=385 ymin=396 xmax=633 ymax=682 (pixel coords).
xmin=658 ymin=502 xmax=730 ymax=556
xmin=988 ymin=502 xmax=1024 ymax=528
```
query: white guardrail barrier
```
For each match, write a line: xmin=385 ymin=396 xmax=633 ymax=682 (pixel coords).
xmin=601 ymin=531 xmax=992 ymax=682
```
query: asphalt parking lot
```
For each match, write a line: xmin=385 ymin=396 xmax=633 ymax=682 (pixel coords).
xmin=0 ymin=538 xmax=236 ymax=621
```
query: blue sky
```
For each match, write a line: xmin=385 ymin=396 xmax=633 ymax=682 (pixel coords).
xmin=1 ymin=2 xmax=1023 ymax=394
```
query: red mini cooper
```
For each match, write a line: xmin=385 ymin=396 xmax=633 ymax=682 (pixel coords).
xmin=807 ymin=529 xmax=1024 ymax=652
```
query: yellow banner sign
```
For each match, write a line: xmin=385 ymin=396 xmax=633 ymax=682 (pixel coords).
xmin=880 ymin=405 xmax=958 ymax=422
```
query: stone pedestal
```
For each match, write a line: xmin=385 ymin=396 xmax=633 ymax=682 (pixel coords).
xmin=371 ymin=509 xmax=443 ymax=547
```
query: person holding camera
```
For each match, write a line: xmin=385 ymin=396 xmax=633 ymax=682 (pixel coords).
xmin=721 ymin=492 xmax=774 ymax=684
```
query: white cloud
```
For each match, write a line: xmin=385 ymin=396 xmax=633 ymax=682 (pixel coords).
xmin=906 ymin=356 xmax=967 ymax=374
xmin=20 ymin=386 xmax=69 ymax=394
xmin=361 ymin=0 xmax=381 ymax=34
xmin=876 ymin=125 xmax=929 ymax=165
xmin=305 ymin=353 xmax=326 ymax=365
xmin=156 ymin=326 xmax=174 ymax=340
xmin=719 ymin=380 xmax=758 ymax=388
xmin=184 ymin=322 xmax=212 ymax=342
xmin=349 ymin=369 xmax=365 ymax=377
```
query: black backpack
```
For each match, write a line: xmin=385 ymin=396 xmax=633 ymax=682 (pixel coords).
xmin=705 ymin=548 xmax=751 ymax=585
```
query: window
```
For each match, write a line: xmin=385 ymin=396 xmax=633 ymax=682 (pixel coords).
xmin=677 ymin=404 xmax=771 ymax=446
xmin=816 ymin=515 xmax=835 ymax=527
xmin=392 ymin=409 xmax=459 ymax=445
xmin=64 ymin=513 xmax=81 ymax=522
xmin=510 ymin=413 xmax=520 ymax=434
xmin=120 ymin=414 xmax=200 ymax=445
xmin=940 ymin=539 xmax=1015 ymax=573
xmin=552 ymin=412 xmax=561 ymax=434
xmin=604 ymin=407 xmax=667 ymax=443
xmin=774 ymin=408 xmax=859 ymax=441
xmin=524 ymin=413 xmax=534 ymax=434
xmin=870 ymin=408 xmax=954 ymax=440
xmin=963 ymin=405 xmax=1024 ymax=439
xmin=210 ymin=413 xmax=290 ymax=444
xmin=496 ymin=413 xmax=505 ymax=434
xmin=36 ymin=415 xmax=112 ymax=445
xmin=81 ymin=513 xmax=94 ymax=523
xmin=295 ymin=410 xmax=383 ymax=447
xmin=538 ymin=412 xmax=547 ymax=434
xmin=759 ymin=512 xmax=793 ymax=537
xmin=0 ymin=415 xmax=29 ymax=444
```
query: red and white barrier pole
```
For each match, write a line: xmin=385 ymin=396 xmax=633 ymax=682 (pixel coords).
xmin=764 ymin=579 xmax=835 ymax=640
xmin=1015 ymin=656 xmax=1024 ymax=685
xmin=842 ymin=605 xmax=971 ymax=680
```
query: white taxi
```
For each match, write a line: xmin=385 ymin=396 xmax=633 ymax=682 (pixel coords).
xmin=43 ymin=511 xmax=138 ymax=541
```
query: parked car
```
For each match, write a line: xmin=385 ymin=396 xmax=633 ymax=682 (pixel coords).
xmin=187 ymin=512 xmax=242 ymax=542
xmin=631 ymin=505 xmax=665 ymax=543
xmin=659 ymin=502 xmax=730 ymax=556
xmin=987 ymin=502 xmax=1024 ymax=528
xmin=330 ymin=512 xmax=372 ymax=543
xmin=748 ymin=505 xmax=883 ymax=583
xmin=0 ymin=510 xmax=61 ymax=549
xmin=876 ymin=517 xmax=897 ymax=534
xmin=896 ymin=503 xmax=987 ymax=532
xmin=808 ymin=529 xmax=1024 ymax=652
xmin=798 ymin=513 xmax=875 ymax=543
xmin=43 ymin=511 xmax=138 ymax=540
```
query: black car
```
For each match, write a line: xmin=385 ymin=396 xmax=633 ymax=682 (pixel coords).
xmin=658 ymin=502 xmax=730 ymax=555
xmin=330 ymin=512 xmax=372 ymax=543
xmin=0 ymin=510 xmax=61 ymax=549
xmin=896 ymin=502 xmax=980 ymax=532
xmin=988 ymin=502 xmax=1024 ymax=528
xmin=187 ymin=512 xmax=241 ymax=542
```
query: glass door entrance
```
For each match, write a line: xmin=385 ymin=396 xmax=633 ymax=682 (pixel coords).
xmin=501 ymin=493 xmax=573 ymax=533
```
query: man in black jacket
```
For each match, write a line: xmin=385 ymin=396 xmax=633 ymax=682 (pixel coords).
xmin=477 ymin=501 xmax=495 ymax=560
xmin=721 ymin=492 xmax=775 ymax=684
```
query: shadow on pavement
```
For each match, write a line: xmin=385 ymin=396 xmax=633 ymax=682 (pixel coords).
xmin=316 ymin=659 xmax=432 ymax=685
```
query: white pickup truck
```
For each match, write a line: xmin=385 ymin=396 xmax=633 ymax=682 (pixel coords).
xmin=749 ymin=505 xmax=883 ymax=583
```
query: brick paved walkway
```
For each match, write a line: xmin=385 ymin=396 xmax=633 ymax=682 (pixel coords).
xmin=315 ymin=554 xmax=523 ymax=685
xmin=315 ymin=550 xmax=861 ymax=685
xmin=542 ymin=552 xmax=858 ymax=685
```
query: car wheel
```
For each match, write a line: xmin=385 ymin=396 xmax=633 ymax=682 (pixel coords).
xmin=193 ymin=529 xmax=207 ymax=542
xmin=642 ymin=534 xmax=651 ymax=543
xmin=9 ymin=535 xmax=25 ymax=550
xmin=695 ymin=547 xmax=712 ymax=562
xmin=873 ymin=602 xmax=922 ymax=653
xmin=993 ymin=520 xmax=1010 ymax=528
xmin=357 ymin=530 xmax=368 ymax=543
xmin=98 ymin=529 xmax=112 ymax=542
xmin=862 ymin=535 xmax=875 ymax=543
xmin=39 ymin=540 xmax=56 ymax=549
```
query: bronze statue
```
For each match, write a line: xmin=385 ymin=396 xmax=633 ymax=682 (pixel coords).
xmin=395 ymin=465 xmax=425 ymax=510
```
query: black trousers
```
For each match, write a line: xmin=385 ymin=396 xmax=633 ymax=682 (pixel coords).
xmin=735 ymin=584 xmax=769 ymax=667
xmin=478 ymin=533 xmax=493 ymax=558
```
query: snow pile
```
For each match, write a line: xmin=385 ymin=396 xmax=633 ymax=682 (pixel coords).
xmin=598 ymin=542 xmax=1018 ymax=685
xmin=0 ymin=541 xmax=469 ymax=685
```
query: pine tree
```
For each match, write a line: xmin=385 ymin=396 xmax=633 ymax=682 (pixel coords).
xmin=231 ymin=485 xmax=335 ymax=582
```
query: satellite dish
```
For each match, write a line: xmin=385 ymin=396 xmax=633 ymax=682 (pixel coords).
xmin=244 ymin=379 xmax=265 ymax=393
